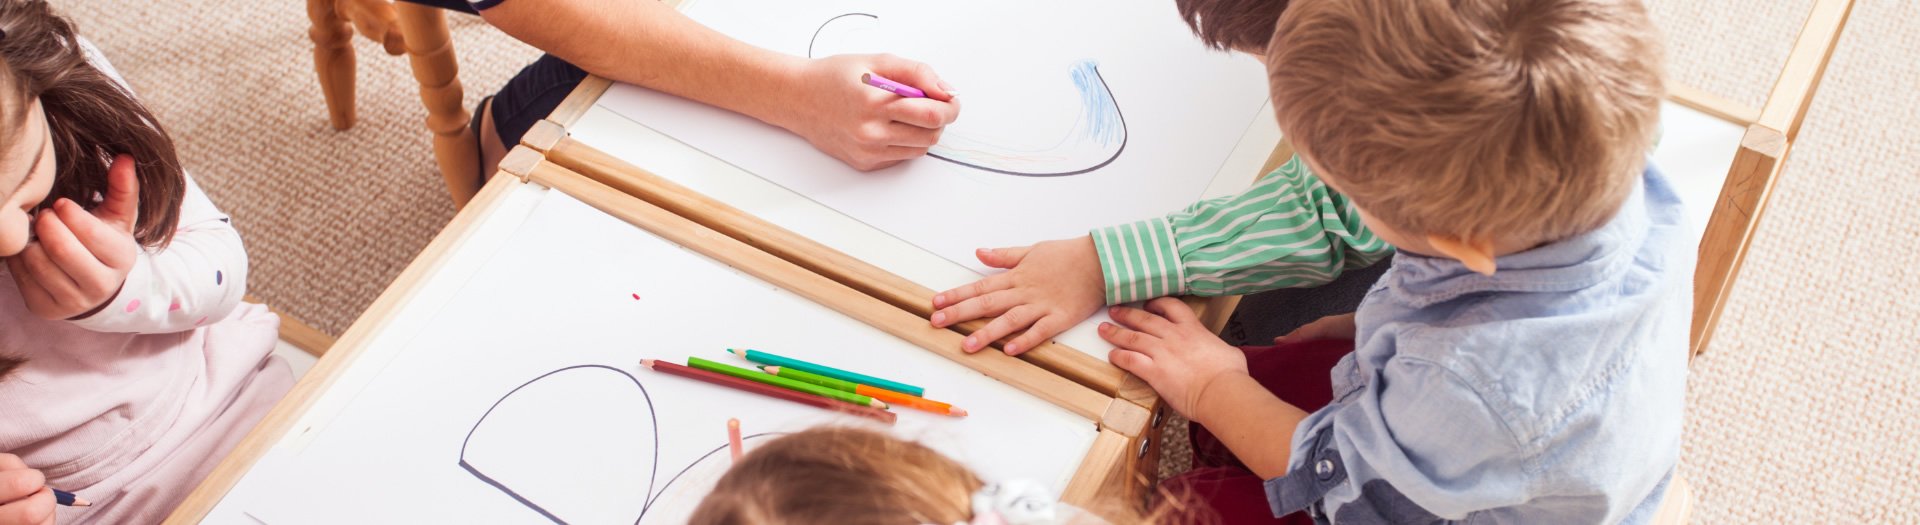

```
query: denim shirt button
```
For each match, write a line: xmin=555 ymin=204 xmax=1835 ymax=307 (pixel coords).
xmin=1315 ymin=459 xmax=1336 ymax=480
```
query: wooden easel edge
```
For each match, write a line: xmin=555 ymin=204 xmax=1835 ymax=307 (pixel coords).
xmin=164 ymin=174 xmax=533 ymax=524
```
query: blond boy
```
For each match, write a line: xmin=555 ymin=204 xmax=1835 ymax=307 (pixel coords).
xmin=930 ymin=0 xmax=1687 ymax=521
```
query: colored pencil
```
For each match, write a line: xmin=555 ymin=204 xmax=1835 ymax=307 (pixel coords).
xmin=727 ymin=418 xmax=744 ymax=461
xmin=688 ymin=357 xmax=883 ymax=408
xmin=759 ymin=365 xmax=859 ymax=391
xmin=53 ymin=489 xmax=89 ymax=507
xmin=640 ymin=360 xmax=896 ymax=424
xmin=861 ymin=73 xmax=926 ymax=98
xmin=764 ymin=366 xmax=967 ymax=417
xmin=727 ymin=348 xmax=926 ymax=397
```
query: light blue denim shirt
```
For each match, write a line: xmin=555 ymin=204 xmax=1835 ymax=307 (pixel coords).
xmin=1265 ymin=166 xmax=1693 ymax=524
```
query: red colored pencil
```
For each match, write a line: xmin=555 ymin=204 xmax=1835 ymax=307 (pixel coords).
xmin=640 ymin=359 xmax=897 ymax=424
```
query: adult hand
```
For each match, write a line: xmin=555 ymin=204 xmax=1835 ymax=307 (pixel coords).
xmin=930 ymin=237 xmax=1106 ymax=356
xmin=778 ymin=54 xmax=960 ymax=171
xmin=0 ymin=453 xmax=54 ymax=525
xmin=7 ymin=155 xmax=139 ymax=320
xmin=1103 ymin=298 xmax=1250 ymax=419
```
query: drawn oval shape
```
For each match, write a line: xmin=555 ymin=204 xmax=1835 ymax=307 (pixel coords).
xmin=460 ymin=365 xmax=660 ymax=525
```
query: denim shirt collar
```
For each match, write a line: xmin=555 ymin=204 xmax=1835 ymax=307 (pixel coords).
xmin=1383 ymin=172 xmax=1651 ymax=308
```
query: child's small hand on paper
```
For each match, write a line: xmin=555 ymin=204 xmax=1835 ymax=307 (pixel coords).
xmin=930 ymin=236 xmax=1105 ymax=356
xmin=1103 ymin=298 xmax=1249 ymax=418
xmin=1273 ymin=313 xmax=1356 ymax=345
xmin=6 ymin=155 xmax=140 ymax=321
xmin=783 ymin=54 xmax=960 ymax=171
xmin=0 ymin=454 xmax=54 ymax=525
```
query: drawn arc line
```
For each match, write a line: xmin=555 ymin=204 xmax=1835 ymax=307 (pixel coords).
xmin=458 ymin=364 xmax=661 ymax=525
xmin=805 ymin=12 xmax=1127 ymax=177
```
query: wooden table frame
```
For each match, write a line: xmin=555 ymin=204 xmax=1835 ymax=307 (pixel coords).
xmin=515 ymin=69 xmax=1282 ymax=501
xmin=165 ymin=155 xmax=1153 ymax=523
xmin=1668 ymin=0 xmax=1853 ymax=356
xmin=210 ymin=1 xmax=1856 ymax=520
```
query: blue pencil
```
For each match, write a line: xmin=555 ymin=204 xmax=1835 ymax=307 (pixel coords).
xmin=53 ymin=488 xmax=90 ymax=507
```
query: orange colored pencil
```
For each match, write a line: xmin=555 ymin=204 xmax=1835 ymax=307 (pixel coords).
xmin=761 ymin=365 xmax=967 ymax=417
xmin=858 ymin=384 xmax=968 ymax=417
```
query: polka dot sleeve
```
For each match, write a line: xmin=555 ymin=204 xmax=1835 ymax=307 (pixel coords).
xmin=68 ymin=174 xmax=246 ymax=334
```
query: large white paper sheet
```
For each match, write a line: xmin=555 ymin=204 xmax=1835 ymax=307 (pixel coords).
xmin=234 ymin=189 xmax=1096 ymax=525
xmin=600 ymin=0 xmax=1271 ymax=272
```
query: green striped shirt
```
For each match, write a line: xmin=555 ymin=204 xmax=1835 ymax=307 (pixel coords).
xmin=1091 ymin=155 xmax=1394 ymax=304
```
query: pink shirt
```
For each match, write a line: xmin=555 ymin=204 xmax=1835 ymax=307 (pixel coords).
xmin=0 ymin=40 xmax=291 ymax=524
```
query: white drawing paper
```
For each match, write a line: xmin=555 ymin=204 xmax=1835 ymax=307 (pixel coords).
xmin=236 ymin=190 xmax=1097 ymax=524
xmin=598 ymin=0 xmax=1272 ymax=272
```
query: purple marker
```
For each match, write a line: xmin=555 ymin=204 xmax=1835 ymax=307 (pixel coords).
xmin=862 ymin=73 xmax=927 ymax=98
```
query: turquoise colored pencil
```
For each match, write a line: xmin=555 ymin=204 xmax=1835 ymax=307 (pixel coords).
xmin=688 ymin=357 xmax=885 ymax=408
xmin=727 ymin=348 xmax=926 ymax=396
xmin=763 ymin=366 xmax=968 ymax=417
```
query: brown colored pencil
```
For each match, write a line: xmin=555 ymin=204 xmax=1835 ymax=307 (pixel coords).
xmin=641 ymin=359 xmax=896 ymax=424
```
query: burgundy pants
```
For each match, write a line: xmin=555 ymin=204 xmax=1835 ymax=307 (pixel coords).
xmin=1160 ymin=339 xmax=1353 ymax=524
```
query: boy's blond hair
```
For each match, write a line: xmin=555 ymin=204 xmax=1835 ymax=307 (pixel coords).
xmin=1266 ymin=0 xmax=1665 ymax=244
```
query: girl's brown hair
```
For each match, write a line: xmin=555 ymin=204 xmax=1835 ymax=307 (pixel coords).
xmin=0 ymin=0 xmax=185 ymax=248
xmin=689 ymin=427 xmax=1176 ymax=525
xmin=0 ymin=0 xmax=188 ymax=379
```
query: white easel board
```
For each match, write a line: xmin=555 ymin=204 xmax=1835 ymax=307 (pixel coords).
xmin=201 ymin=181 xmax=1098 ymax=524
xmin=1650 ymin=100 xmax=1747 ymax=242
xmin=583 ymin=0 xmax=1282 ymax=359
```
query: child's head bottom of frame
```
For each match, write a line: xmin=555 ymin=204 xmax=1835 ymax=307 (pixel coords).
xmin=689 ymin=427 xmax=1201 ymax=525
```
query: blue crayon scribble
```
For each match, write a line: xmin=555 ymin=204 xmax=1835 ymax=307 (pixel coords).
xmin=1072 ymin=60 xmax=1124 ymax=148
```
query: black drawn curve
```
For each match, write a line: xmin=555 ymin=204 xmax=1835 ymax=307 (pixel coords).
xmin=639 ymin=432 xmax=788 ymax=514
xmin=805 ymin=12 xmax=1127 ymax=177
xmin=458 ymin=365 xmax=660 ymax=525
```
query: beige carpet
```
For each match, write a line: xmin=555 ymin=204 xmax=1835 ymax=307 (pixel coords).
xmin=54 ymin=1 xmax=1920 ymax=522
xmin=57 ymin=0 xmax=541 ymax=336
xmin=1647 ymin=0 xmax=1920 ymax=522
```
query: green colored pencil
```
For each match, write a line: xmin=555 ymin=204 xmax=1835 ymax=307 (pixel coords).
xmin=688 ymin=357 xmax=885 ymax=408
xmin=760 ymin=365 xmax=861 ymax=392
xmin=727 ymin=348 xmax=925 ymax=396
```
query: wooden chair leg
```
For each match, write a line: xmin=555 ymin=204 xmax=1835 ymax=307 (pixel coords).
xmin=338 ymin=0 xmax=408 ymax=56
xmin=308 ymin=0 xmax=357 ymax=130
xmin=393 ymin=3 xmax=480 ymax=207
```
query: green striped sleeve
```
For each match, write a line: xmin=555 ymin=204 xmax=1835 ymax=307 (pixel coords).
xmin=1091 ymin=217 xmax=1184 ymax=304
xmin=1090 ymin=155 xmax=1394 ymax=304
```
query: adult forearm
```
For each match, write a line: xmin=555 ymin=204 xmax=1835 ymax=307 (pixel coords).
xmin=1191 ymin=373 xmax=1309 ymax=479
xmin=480 ymin=0 xmax=799 ymax=126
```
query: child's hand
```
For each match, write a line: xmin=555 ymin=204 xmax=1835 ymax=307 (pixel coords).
xmin=0 ymin=453 xmax=54 ymax=525
xmin=1102 ymin=298 xmax=1249 ymax=418
xmin=6 ymin=155 xmax=140 ymax=321
xmin=1272 ymin=313 xmax=1357 ymax=345
xmin=781 ymin=54 xmax=959 ymax=171
xmin=930 ymin=236 xmax=1105 ymax=355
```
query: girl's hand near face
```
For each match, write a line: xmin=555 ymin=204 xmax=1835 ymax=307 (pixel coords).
xmin=7 ymin=155 xmax=139 ymax=320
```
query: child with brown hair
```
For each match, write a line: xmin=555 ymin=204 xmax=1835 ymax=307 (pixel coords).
xmin=931 ymin=0 xmax=1685 ymax=522
xmin=0 ymin=1 xmax=289 ymax=522
xmin=689 ymin=427 xmax=1161 ymax=525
